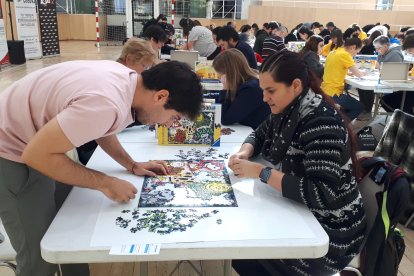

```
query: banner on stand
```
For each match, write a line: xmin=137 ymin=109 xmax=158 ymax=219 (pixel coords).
xmin=14 ymin=0 xmax=42 ymax=59
xmin=0 ymin=1 xmax=9 ymax=65
xmin=38 ymin=0 xmax=60 ymax=56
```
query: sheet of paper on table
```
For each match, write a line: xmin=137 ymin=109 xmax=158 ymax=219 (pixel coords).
xmin=90 ymin=159 xmax=315 ymax=246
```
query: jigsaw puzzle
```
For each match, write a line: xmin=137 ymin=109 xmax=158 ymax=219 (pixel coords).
xmin=139 ymin=160 xmax=237 ymax=207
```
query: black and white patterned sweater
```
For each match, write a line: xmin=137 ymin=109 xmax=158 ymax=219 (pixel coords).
xmin=244 ymin=90 xmax=367 ymax=275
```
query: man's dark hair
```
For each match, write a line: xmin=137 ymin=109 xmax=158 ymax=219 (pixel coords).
xmin=400 ymin=27 xmax=410 ymax=33
xmin=311 ymin=22 xmax=322 ymax=29
xmin=141 ymin=61 xmax=203 ymax=120
xmin=212 ymin=26 xmax=222 ymax=36
xmin=344 ymin=37 xmax=362 ymax=48
xmin=216 ymin=26 xmax=239 ymax=42
xmin=326 ymin=22 xmax=335 ymax=28
xmin=402 ymin=34 xmax=414 ymax=51
xmin=142 ymin=25 xmax=168 ymax=43
xmin=268 ymin=22 xmax=279 ymax=31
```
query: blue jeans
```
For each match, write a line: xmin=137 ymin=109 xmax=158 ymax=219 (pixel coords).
xmin=333 ymin=93 xmax=365 ymax=121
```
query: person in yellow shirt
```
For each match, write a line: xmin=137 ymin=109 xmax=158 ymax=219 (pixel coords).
xmin=321 ymin=29 xmax=344 ymax=57
xmin=321 ymin=37 xmax=366 ymax=121
xmin=351 ymin=24 xmax=368 ymax=41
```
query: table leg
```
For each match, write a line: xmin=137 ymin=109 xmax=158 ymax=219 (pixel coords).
xmin=373 ymin=93 xmax=381 ymax=117
xmin=140 ymin=261 xmax=148 ymax=276
xmin=224 ymin=259 xmax=232 ymax=276
xmin=400 ymin=91 xmax=407 ymax=111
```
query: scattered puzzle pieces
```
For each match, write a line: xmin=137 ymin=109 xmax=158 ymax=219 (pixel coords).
xmin=115 ymin=209 xmax=222 ymax=235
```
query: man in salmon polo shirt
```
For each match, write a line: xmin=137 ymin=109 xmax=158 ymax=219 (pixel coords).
xmin=0 ymin=60 xmax=203 ymax=276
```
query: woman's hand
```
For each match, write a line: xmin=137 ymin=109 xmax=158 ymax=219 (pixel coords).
xmin=130 ymin=161 xmax=169 ymax=176
xmin=229 ymin=157 xmax=264 ymax=179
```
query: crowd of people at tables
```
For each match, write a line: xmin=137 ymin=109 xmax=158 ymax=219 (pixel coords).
xmin=2 ymin=13 xmax=414 ymax=276
xmin=124 ymin=16 xmax=414 ymax=275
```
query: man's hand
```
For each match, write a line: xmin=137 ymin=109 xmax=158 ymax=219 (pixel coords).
xmin=229 ymin=158 xmax=263 ymax=179
xmin=100 ymin=178 xmax=138 ymax=203
xmin=131 ymin=161 xmax=169 ymax=176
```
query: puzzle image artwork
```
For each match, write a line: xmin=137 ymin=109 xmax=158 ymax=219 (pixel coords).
xmin=167 ymin=112 xmax=217 ymax=145
xmin=139 ymin=160 xmax=237 ymax=208
xmin=115 ymin=209 xmax=222 ymax=235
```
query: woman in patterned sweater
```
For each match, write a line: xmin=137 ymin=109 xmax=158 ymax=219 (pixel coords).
xmin=229 ymin=51 xmax=367 ymax=275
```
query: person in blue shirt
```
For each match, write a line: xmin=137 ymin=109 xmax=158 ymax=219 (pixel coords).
xmin=216 ymin=26 xmax=258 ymax=69
xmin=212 ymin=49 xmax=270 ymax=129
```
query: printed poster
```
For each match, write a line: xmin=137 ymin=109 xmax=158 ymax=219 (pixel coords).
xmin=0 ymin=1 xmax=9 ymax=65
xmin=14 ymin=0 xmax=42 ymax=59
xmin=38 ymin=0 xmax=60 ymax=56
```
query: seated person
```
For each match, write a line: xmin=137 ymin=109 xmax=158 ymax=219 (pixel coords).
xmin=299 ymin=35 xmax=324 ymax=78
xmin=359 ymin=30 xmax=382 ymax=55
xmin=311 ymin=22 xmax=330 ymax=38
xmin=217 ymin=26 xmax=258 ymax=69
xmin=141 ymin=24 xmax=168 ymax=53
xmin=321 ymin=28 xmax=344 ymax=57
xmin=239 ymin=24 xmax=252 ymax=42
xmin=356 ymin=35 xmax=404 ymax=123
xmin=179 ymin=18 xmax=221 ymax=60
xmin=381 ymin=34 xmax=414 ymax=115
xmin=261 ymin=25 xmax=288 ymax=61
xmin=212 ymin=49 xmax=270 ymax=129
xmin=298 ymin=26 xmax=314 ymax=42
xmin=321 ymin=37 xmax=365 ymax=121
xmin=253 ymin=22 xmax=271 ymax=55
xmin=229 ymin=51 xmax=366 ymax=276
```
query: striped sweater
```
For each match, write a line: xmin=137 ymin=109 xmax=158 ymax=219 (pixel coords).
xmin=244 ymin=91 xmax=367 ymax=275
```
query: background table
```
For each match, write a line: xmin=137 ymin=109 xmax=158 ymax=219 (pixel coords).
xmin=345 ymin=74 xmax=414 ymax=116
xmin=41 ymin=143 xmax=329 ymax=275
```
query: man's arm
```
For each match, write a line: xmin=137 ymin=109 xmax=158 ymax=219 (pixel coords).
xmin=22 ymin=118 xmax=137 ymax=202
xmin=96 ymin=134 xmax=135 ymax=172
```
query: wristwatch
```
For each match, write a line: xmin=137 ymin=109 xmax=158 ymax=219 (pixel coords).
xmin=259 ymin=167 xmax=273 ymax=184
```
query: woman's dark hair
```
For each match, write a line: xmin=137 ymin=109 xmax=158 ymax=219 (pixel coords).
xmin=240 ymin=24 xmax=252 ymax=33
xmin=300 ymin=35 xmax=323 ymax=54
xmin=142 ymin=25 xmax=168 ymax=43
xmin=193 ymin=20 xmax=202 ymax=26
xmin=260 ymin=51 xmax=360 ymax=176
xmin=141 ymin=61 xmax=203 ymax=120
xmin=344 ymin=37 xmax=362 ymax=48
xmin=156 ymin=14 xmax=167 ymax=22
xmin=179 ymin=18 xmax=194 ymax=36
xmin=330 ymin=28 xmax=344 ymax=51
xmin=252 ymin=23 xmax=259 ymax=30
xmin=343 ymin=27 xmax=358 ymax=39
xmin=403 ymin=34 xmax=414 ymax=50
xmin=368 ymin=30 xmax=383 ymax=44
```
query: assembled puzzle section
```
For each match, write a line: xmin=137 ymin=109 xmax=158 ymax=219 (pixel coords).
xmin=157 ymin=104 xmax=221 ymax=146
xmin=354 ymin=55 xmax=377 ymax=71
xmin=139 ymin=160 xmax=237 ymax=208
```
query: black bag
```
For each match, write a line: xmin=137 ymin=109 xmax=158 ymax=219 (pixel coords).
xmin=358 ymin=157 xmax=410 ymax=276
xmin=356 ymin=126 xmax=377 ymax=151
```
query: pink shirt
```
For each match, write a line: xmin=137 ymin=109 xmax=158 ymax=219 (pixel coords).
xmin=0 ymin=60 xmax=136 ymax=163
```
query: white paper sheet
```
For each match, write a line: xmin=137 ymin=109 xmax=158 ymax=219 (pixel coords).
xmin=90 ymin=166 xmax=316 ymax=246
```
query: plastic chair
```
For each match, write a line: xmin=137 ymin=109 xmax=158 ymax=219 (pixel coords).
xmin=0 ymin=220 xmax=17 ymax=274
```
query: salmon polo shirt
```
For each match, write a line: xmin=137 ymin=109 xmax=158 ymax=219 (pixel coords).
xmin=0 ymin=60 xmax=137 ymax=163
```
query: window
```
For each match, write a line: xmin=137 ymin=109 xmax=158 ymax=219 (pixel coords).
xmin=376 ymin=0 xmax=394 ymax=10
